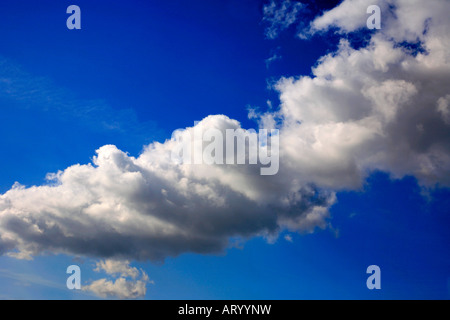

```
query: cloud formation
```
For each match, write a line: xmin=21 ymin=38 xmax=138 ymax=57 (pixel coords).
xmin=0 ymin=0 xmax=449 ymax=264
xmin=263 ymin=0 xmax=304 ymax=39
xmin=282 ymin=0 xmax=450 ymax=188
xmin=0 ymin=115 xmax=333 ymax=261
xmin=83 ymin=259 xmax=150 ymax=299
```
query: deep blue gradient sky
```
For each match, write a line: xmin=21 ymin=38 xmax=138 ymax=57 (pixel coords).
xmin=0 ymin=0 xmax=448 ymax=299
xmin=0 ymin=0 xmax=337 ymax=192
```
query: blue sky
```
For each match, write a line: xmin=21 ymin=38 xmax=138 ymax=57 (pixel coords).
xmin=0 ymin=0 xmax=331 ymax=189
xmin=0 ymin=0 xmax=449 ymax=299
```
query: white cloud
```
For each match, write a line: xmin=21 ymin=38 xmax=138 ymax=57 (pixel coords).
xmin=0 ymin=116 xmax=333 ymax=261
xmin=309 ymin=0 xmax=379 ymax=34
xmin=276 ymin=0 xmax=450 ymax=189
xmin=83 ymin=259 xmax=151 ymax=299
xmin=82 ymin=275 xmax=149 ymax=299
xmin=94 ymin=259 xmax=140 ymax=279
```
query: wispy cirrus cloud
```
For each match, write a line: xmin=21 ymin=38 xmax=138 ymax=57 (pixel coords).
xmin=265 ymin=47 xmax=282 ymax=68
xmin=0 ymin=56 xmax=160 ymax=142
xmin=0 ymin=267 xmax=63 ymax=292
xmin=263 ymin=0 xmax=304 ymax=39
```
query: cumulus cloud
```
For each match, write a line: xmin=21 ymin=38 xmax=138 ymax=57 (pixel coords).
xmin=0 ymin=0 xmax=449 ymax=264
xmin=94 ymin=259 xmax=140 ymax=279
xmin=276 ymin=0 xmax=450 ymax=189
xmin=309 ymin=0 xmax=380 ymax=34
xmin=0 ymin=115 xmax=333 ymax=261
xmin=83 ymin=259 xmax=150 ymax=299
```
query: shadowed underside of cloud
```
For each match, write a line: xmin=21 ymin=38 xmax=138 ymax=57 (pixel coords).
xmin=0 ymin=0 xmax=449 ymax=265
